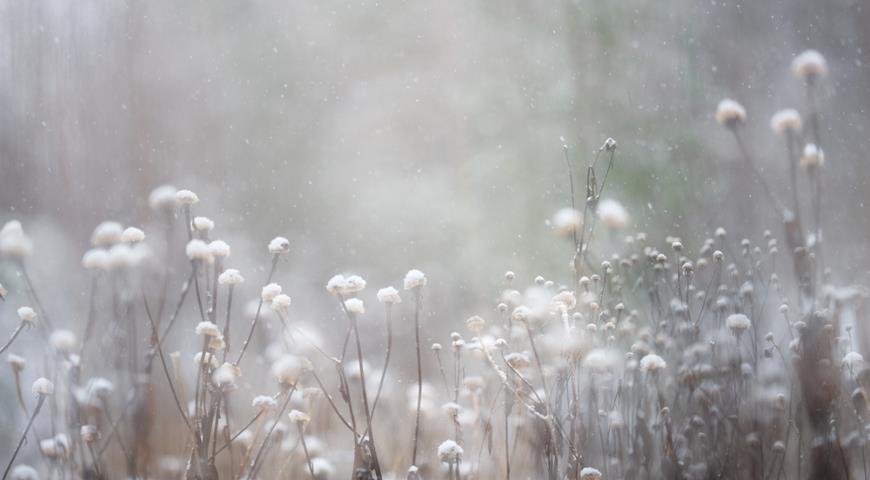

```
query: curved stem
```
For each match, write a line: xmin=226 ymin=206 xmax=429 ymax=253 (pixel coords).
xmin=2 ymin=395 xmax=45 ymax=480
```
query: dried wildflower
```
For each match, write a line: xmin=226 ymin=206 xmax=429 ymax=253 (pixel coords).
xmin=91 ymin=221 xmax=123 ymax=246
xmin=195 ymin=321 xmax=222 ymax=337
xmin=261 ymin=283 xmax=282 ymax=302
xmin=213 ymin=363 xmax=239 ymax=388
xmin=431 ymin=343 xmax=442 ymax=351
xmin=271 ymin=355 xmax=304 ymax=385
xmin=252 ymin=395 xmax=278 ymax=411
xmin=16 ymin=307 xmax=36 ymax=324
xmin=87 ymin=377 xmax=114 ymax=399
xmin=311 ymin=458 xmax=336 ymax=478
xmin=404 ymin=269 xmax=427 ymax=290
xmin=791 ymin=49 xmax=828 ymax=80
xmin=715 ymin=98 xmax=747 ymax=126
xmin=218 ymin=268 xmax=245 ymax=285
xmin=192 ymin=216 xmax=215 ymax=232
xmin=580 ymin=467 xmax=603 ymax=480
xmin=7 ymin=354 xmax=25 ymax=372
xmin=271 ymin=294 xmax=292 ymax=314
xmin=639 ymin=353 xmax=667 ymax=373
xmin=148 ymin=184 xmax=179 ymax=211
xmin=120 ymin=226 xmax=145 ymax=244
xmin=377 ymin=286 xmax=402 ymax=304
xmin=466 ymin=315 xmax=485 ymax=332
xmin=82 ymin=248 xmax=110 ymax=270
xmin=552 ymin=208 xmax=583 ymax=237
xmin=185 ymin=239 xmax=212 ymax=263
xmin=843 ymin=351 xmax=864 ymax=369
xmin=511 ymin=305 xmax=531 ymax=323
xmin=800 ymin=143 xmax=824 ymax=167
xmin=80 ymin=424 xmax=100 ymax=443
xmin=32 ymin=377 xmax=54 ymax=396
xmin=437 ymin=439 xmax=463 ymax=463
xmin=0 ymin=221 xmax=33 ymax=257
xmin=208 ymin=240 xmax=231 ymax=258
xmin=344 ymin=298 xmax=365 ymax=314
xmin=770 ymin=109 xmax=802 ymax=134
xmin=175 ymin=189 xmax=199 ymax=205
xmin=726 ymin=313 xmax=752 ymax=334
xmin=49 ymin=330 xmax=77 ymax=353
xmin=288 ymin=409 xmax=311 ymax=425
xmin=597 ymin=199 xmax=629 ymax=230
xmin=505 ymin=352 xmax=531 ymax=369
xmin=268 ymin=236 xmax=290 ymax=254
xmin=441 ymin=402 xmax=461 ymax=417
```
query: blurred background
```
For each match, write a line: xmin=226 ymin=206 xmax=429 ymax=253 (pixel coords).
xmin=2 ymin=0 xmax=870 ymax=472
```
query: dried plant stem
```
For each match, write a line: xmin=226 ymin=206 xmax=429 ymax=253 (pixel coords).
xmin=297 ymin=423 xmax=316 ymax=479
xmin=142 ymin=294 xmax=192 ymax=431
xmin=411 ymin=287 xmax=424 ymax=467
xmin=0 ymin=322 xmax=27 ymax=356
xmin=2 ymin=395 xmax=45 ymax=480
xmin=246 ymin=386 xmax=295 ymax=479
xmin=369 ymin=304 xmax=393 ymax=418
xmin=234 ymin=254 xmax=279 ymax=366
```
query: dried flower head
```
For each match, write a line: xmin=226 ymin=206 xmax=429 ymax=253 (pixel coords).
xmin=49 ymin=330 xmax=78 ymax=353
xmin=377 ymin=286 xmax=402 ymax=304
xmin=271 ymin=355 xmax=304 ymax=385
xmin=580 ymin=467 xmax=603 ymax=480
xmin=148 ymin=185 xmax=179 ymax=211
xmin=121 ymin=226 xmax=146 ymax=244
xmin=195 ymin=321 xmax=222 ymax=337
xmin=175 ymin=189 xmax=199 ymax=205
xmin=16 ymin=306 xmax=36 ymax=324
xmin=552 ymin=208 xmax=583 ymax=237
xmin=791 ymin=49 xmax=828 ymax=80
xmin=0 ymin=220 xmax=33 ymax=257
xmin=726 ymin=313 xmax=752 ymax=334
xmin=288 ymin=409 xmax=311 ymax=425
xmin=271 ymin=294 xmax=292 ymax=314
xmin=218 ymin=268 xmax=245 ymax=285
xmin=505 ymin=352 xmax=531 ymax=369
xmin=597 ymin=199 xmax=629 ymax=230
xmin=193 ymin=216 xmax=215 ymax=232
xmin=87 ymin=377 xmax=114 ymax=399
xmin=185 ymin=239 xmax=213 ymax=263
xmin=193 ymin=352 xmax=220 ymax=368
xmin=344 ymin=298 xmax=365 ymax=314
xmin=268 ymin=236 xmax=290 ymax=254
xmin=32 ymin=377 xmax=54 ymax=396
xmin=639 ymin=353 xmax=667 ymax=373
xmin=261 ymin=283 xmax=282 ymax=302
xmin=404 ymin=269 xmax=427 ymax=290
xmin=91 ymin=221 xmax=123 ymax=246
xmin=9 ymin=465 xmax=39 ymax=480
xmin=252 ymin=395 xmax=278 ymax=411
xmin=715 ymin=98 xmax=747 ymax=126
xmin=437 ymin=440 xmax=463 ymax=463
xmin=770 ymin=109 xmax=802 ymax=134
xmin=80 ymin=424 xmax=100 ymax=443
xmin=82 ymin=248 xmax=110 ymax=270
xmin=208 ymin=240 xmax=231 ymax=258
xmin=7 ymin=353 xmax=26 ymax=371
xmin=800 ymin=143 xmax=824 ymax=168
xmin=466 ymin=315 xmax=485 ymax=333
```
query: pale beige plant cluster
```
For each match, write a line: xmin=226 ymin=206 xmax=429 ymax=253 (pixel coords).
xmin=0 ymin=48 xmax=867 ymax=480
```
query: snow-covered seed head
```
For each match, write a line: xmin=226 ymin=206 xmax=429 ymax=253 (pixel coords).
xmin=195 ymin=321 xmax=222 ymax=338
xmin=91 ymin=222 xmax=123 ymax=246
xmin=148 ymin=185 xmax=179 ymax=211
xmin=271 ymin=294 xmax=292 ymax=314
xmin=597 ymin=199 xmax=629 ymax=230
xmin=715 ymin=98 xmax=747 ymax=127
xmin=603 ymin=137 xmax=617 ymax=152
xmin=80 ymin=424 xmax=100 ymax=443
xmin=261 ymin=283 xmax=282 ymax=302
xmin=376 ymin=286 xmax=402 ymax=304
xmin=843 ymin=351 xmax=864 ymax=369
xmin=442 ymin=402 xmax=461 ymax=417
xmin=0 ymin=220 xmax=33 ymax=257
xmin=726 ymin=313 xmax=752 ymax=334
xmin=192 ymin=216 xmax=215 ymax=233
xmin=82 ymin=248 xmax=110 ymax=270
xmin=87 ymin=377 xmax=114 ymax=399
xmin=344 ymin=298 xmax=365 ymax=315
xmin=404 ymin=269 xmax=427 ymax=290
xmin=268 ymin=236 xmax=290 ymax=254
xmin=466 ymin=315 xmax=485 ymax=333
xmin=185 ymin=239 xmax=213 ymax=263
xmin=552 ymin=208 xmax=583 ymax=237
xmin=287 ymin=409 xmax=311 ymax=425
xmin=580 ymin=467 xmax=603 ymax=480
xmin=212 ymin=363 xmax=239 ymax=388
xmin=800 ymin=143 xmax=824 ymax=168
xmin=32 ymin=377 xmax=54 ymax=396
xmin=343 ymin=275 xmax=367 ymax=294
xmin=208 ymin=240 xmax=231 ymax=258
xmin=639 ymin=353 xmax=667 ymax=373
xmin=120 ymin=227 xmax=146 ymax=244
xmin=504 ymin=270 xmax=515 ymax=281
xmin=252 ymin=395 xmax=278 ymax=411
xmin=437 ymin=440 xmax=463 ymax=463
xmin=271 ymin=355 xmax=304 ymax=386
xmin=175 ymin=189 xmax=199 ymax=205
xmin=791 ymin=49 xmax=828 ymax=81
xmin=218 ymin=268 xmax=245 ymax=285
xmin=431 ymin=343 xmax=443 ymax=352
xmin=9 ymin=465 xmax=39 ymax=480
xmin=505 ymin=352 xmax=531 ymax=369
xmin=17 ymin=306 xmax=36 ymax=324
xmin=511 ymin=305 xmax=531 ymax=323
xmin=7 ymin=353 xmax=26 ymax=372
xmin=770 ymin=109 xmax=802 ymax=134
xmin=49 ymin=330 xmax=78 ymax=353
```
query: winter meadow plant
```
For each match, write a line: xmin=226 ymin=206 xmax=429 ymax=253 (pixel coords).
xmin=0 ymin=49 xmax=867 ymax=480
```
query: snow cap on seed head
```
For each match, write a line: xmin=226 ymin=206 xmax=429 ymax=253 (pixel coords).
xmin=208 ymin=240 xmax=231 ymax=258
xmin=148 ymin=185 xmax=179 ymax=211
xmin=192 ymin=216 xmax=215 ymax=232
xmin=185 ymin=239 xmax=213 ymax=263
xmin=344 ymin=298 xmax=365 ymax=314
xmin=715 ymin=98 xmax=747 ymax=126
xmin=218 ymin=268 xmax=245 ymax=285
xmin=268 ymin=236 xmax=290 ymax=254
xmin=770 ymin=109 xmax=802 ymax=134
xmin=377 ymin=287 xmax=401 ymax=304
xmin=404 ymin=269 xmax=427 ymax=290
xmin=792 ymin=49 xmax=828 ymax=80
xmin=261 ymin=283 xmax=282 ymax=302
xmin=0 ymin=220 xmax=33 ymax=257
xmin=175 ymin=189 xmax=199 ymax=205
xmin=17 ymin=306 xmax=36 ymax=324
xmin=91 ymin=222 xmax=123 ymax=246
xmin=32 ymin=377 xmax=54 ymax=396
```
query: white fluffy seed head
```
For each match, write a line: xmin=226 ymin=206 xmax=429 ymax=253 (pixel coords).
xmin=17 ymin=306 xmax=36 ymax=324
xmin=261 ymin=283 xmax=282 ymax=302
xmin=326 ymin=274 xmax=366 ymax=295
xmin=792 ymin=49 xmax=828 ymax=80
xmin=91 ymin=222 xmax=123 ymax=246
xmin=580 ymin=467 xmax=603 ymax=480
xmin=175 ymin=189 xmax=199 ymax=205
xmin=148 ymin=185 xmax=179 ymax=211
xmin=192 ymin=216 xmax=215 ymax=232
xmin=7 ymin=353 xmax=26 ymax=371
xmin=344 ymin=298 xmax=365 ymax=314
xmin=32 ymin=377 xmax=54 ymax=396
xmin=185 ymin=239 xmax=213 ymax=263
xmin=271 ymin=294 xmax=292 ymax=313
xmin=597 ymin=199 xmax=629 ymax=230
xmin=107 ymin=244 xmax=135 ymax=269
xmin=271 ymin=355 xmax=304 ymax=385
xmin=770 ymin=109 xmax=802 ymax=134
xmin=377 ymin=286 xmax=402 ymax=304
xmin=121 ymin=226 xmax=146 ymax=244
xmin=800 ymin=143 xmax=825 ymax=168
xmin=437 ymin=440 xmax=463 ymax=463
xmin=268 ymin=236 xmax=290 ymax=254
xmin=715 ymin=98 xmax=747 ymax=126
xmin=843 ymin=351 xmax=864 ymax=368
xmin=82 ymin=248 xmax=110 ymax=270
xmin=87 ymin=377 xmax=114 ymax=398
xmin=195 ymin=321 xmax=222 ymax=337
xmin=252 ymin=395 xmax=278 ymax=411
xmin=404 ymin=269 xmax=427 ymax=290
xmin=726 ymin=313 xmax=752 ymax=333
xmin=9 ymin=465 xmax=39 ymax=480
xmin=288 ymin=409 xmax=310 ymax=425
xmin=0 ymin=221 xmax=33 ymax=257
xmin=639 ymin=353 xmax=667 ymax=373
xmin=208 ymin=240 xmax=231 ymax=258
xmin=218 ymin=268 xmax=245 ymax=285
xmin=552 ymin=208 xmax=583 ymax=237
xmin=49 ymin=330 xmax=78 ymax=353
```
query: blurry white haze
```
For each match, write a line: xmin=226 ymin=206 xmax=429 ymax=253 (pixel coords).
xmin=1 ymin=1 xmax=870 ymax=479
